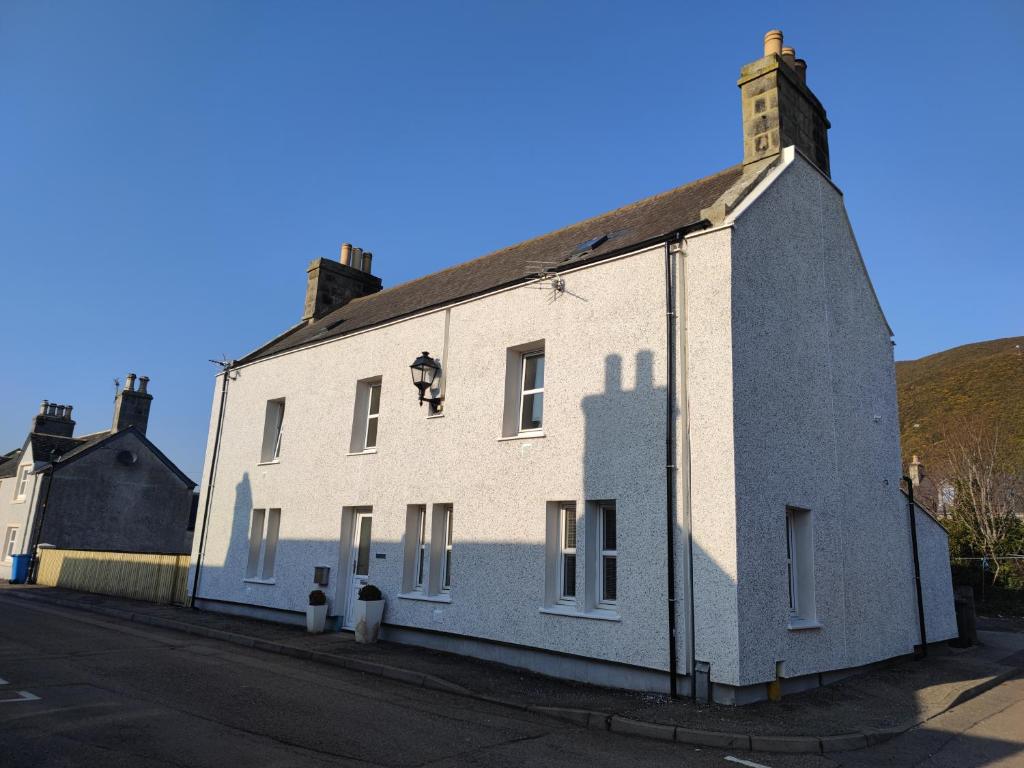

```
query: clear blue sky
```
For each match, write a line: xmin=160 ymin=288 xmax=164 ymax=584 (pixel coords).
xmin=1 ymin=1 xmax=1021 ymax=480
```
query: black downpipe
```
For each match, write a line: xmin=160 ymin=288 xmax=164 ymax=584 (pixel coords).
xmin=665 ymin=240 xmax=680 ymax=698
xmin=904 ymin=476 xmax=928 ymax=658
xmin=191 ymin=366 xmax=233 ymax=608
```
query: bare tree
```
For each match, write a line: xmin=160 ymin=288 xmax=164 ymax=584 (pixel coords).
xmin=935 ymin=417 xmax=1023 ymax=584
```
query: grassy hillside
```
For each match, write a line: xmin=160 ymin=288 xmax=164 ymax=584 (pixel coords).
xmin=896 ymin=336 xmax=1024 ymax=473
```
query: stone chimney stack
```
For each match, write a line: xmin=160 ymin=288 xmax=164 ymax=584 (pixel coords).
xmin=32 ymin=400 xmax=76 ymax=437
xmin=739 ymin=30 xmax=831 ymax=176
xmin=908 ymin=454 xmax=925 ymax=488
xmin=112 ymin=372 xmax=154 ymax=435
xmin=301 ymin=243 xmax=383 ymax=323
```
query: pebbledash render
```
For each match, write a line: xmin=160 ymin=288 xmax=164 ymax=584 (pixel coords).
xmin=188 ymin=31 xmax=956 ymax=704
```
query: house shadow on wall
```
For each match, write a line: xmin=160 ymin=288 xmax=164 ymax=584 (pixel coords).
xmin=185 ymin=352 xmax=1020 ymax=760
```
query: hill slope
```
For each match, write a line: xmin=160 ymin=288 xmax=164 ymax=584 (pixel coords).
xmin=896 ymin=336 xmax=1024 ymax=473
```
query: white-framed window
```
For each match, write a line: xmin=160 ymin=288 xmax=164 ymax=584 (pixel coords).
xmin=14 ymin=465 xmax=31 ymax=501
xmin=598 ymin=504 xmax=617 ymax=607
xmin=2 ymin=527 xmax=19 ymax=563
xmin=404 ymin=505 xmax=428 ymax=592
xmin=558 ymin=502 xmax=577 ymax=603
xmin=442 ymin=506 xmax=453 ymax=591
xmin=519 ymin=351 xmax=545 ymax=432
xmin=260 ymin=400 xmax=285 ymax=463
xmin=365 ymin=383 xmax=381 ymax=449
xmin=785 ymin=506 xmax=816 ymax=625
xmin=245 ymin=507 xmax=281 ymax=582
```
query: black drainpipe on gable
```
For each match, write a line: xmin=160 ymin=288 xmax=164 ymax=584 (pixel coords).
xmin=665 ymin=220 xmax=710 ymax=699
xmin=191 ymin=363 xmax=234 ymax=608
xmin=904 ymin=476 xmax=928 ymax=658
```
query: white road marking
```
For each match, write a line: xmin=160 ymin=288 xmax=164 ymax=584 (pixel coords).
xmin=0 ymin=691 xmax=40 ymax=703
xmin=725 ymin=757 xmax=773 ymax=768
xmin=0 ymin=677 xmax=8 ymax=685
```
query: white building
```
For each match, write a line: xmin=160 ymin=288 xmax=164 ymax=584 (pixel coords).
xmin=188 ymin=30 xmax=956 ymax=704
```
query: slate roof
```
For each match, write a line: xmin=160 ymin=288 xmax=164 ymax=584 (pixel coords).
xmin=0 ymin=450 xmax=21 ymax=479
xmin=241 ymin=164 xmax=745 ymax=364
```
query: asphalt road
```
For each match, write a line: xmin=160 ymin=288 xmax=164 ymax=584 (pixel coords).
xmin=0 ymin=595 xmax=1021 ymax=768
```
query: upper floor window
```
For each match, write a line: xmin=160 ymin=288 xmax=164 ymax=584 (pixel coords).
xmin=350 ymin=377 xmax=382 ymax=454
xmin=502 ymin=341 xmax=545 ymax=438
xmin=14 ymin=465 xmax=31 ymax=501
xmin=260 ymin=399 xmax=285 ymax=463
xmin=519 ymin=352 xmax=544 ymax=432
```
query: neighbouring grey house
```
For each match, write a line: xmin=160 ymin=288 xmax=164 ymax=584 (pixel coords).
xmin=188 ymin=30 xmax=956 ymax=704
xmin=0 ymin=374 xmax=196 ymax=580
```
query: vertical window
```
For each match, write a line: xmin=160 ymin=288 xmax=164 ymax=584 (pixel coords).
xmin=599 ymin=505 xmax=617 ymax=606
xmin=442 ymin=506 xmax=453 ymax=591
xmin=403 ymin=505 xmax=428 ymax=593
xmin=785 ymin=506 xmax=816 ymax=625
xmin=260 ymin=400 xmax=285 ymax=463
xmin=2 ymin=527 xmax=18 ymax=562
xmin=559 ymin=503 xmax=577 ymax=603
xmin=365 ymin=383 xmax=381 ymax=449
xmin=14 ymin=465 xmax=31 ymax=501
xmin=245 ymin=508 xmax=281 ymax=581
xmin=519 ymin=351 xmax=545 ymax=432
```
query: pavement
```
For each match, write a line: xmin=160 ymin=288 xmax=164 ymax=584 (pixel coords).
xmin=2 ymin=583 xmax=1023 ymax=761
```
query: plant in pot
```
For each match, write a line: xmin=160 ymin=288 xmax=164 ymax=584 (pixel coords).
xmin=354 ymin=584 xmax=385 ymax=644
xmin=307 ymin=589 xmax=328 ymax=634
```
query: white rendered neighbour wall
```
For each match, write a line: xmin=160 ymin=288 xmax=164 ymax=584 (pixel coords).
xmin=190 ymin=246 xmax=678 ymax=675
xmin=0 ymin=443 xmax=37 ymax=580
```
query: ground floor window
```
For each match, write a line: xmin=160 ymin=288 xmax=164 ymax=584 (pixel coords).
xmin=2 ymin=526 xmax=18 ymax=562
xmin=245 ymin=508 xmax=281 ymax=582
xmin=785 ymin=506 xmax=815 ymax=625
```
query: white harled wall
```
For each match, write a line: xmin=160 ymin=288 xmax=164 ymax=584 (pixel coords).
xmin=0 ymin=442 xmax=37 ymax=580
xmin=190 ymin=246 xmax=678 ymax=673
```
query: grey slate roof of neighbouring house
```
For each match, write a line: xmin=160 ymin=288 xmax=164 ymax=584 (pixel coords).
xmin=241 ymin=163 xmax=745 ymax=364
xmin=0 ymin=431 xmax=114 ymax=479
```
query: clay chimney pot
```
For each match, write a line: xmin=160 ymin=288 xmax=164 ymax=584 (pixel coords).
xmin=340 ymin=243 xmax=352 ymax=265
xmin=764 ymin=29 xmax=783 ymax=57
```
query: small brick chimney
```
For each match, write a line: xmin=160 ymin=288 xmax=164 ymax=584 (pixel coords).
xmin=302 ymin=243 xmax=383 ymax=323
xmin=112 ymin=373 xmax=153 ymax=434
xmin=32 ymin=401 xmax=76 ymax=437
xmin=739 ymin=30 xmax=831 ymax=176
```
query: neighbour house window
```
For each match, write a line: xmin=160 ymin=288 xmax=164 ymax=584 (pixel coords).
xmin=599 ymin=505 xmax=617 ymax=606
xmin=785 ymin=506 xmax=816 ymax=625
xmin=245 ymin=508 xmax=281 ymax=582
xmin=14 ymin=465 xmax=31 ymax=501
xmin=2 ymin=527 xmax=18 ymax=562
xmin=519 ymin=351 xmax=545 ymax=432
xmin=260 ymin=400 xmax=286 ymax=463
xmin=559 ymin=502 xmax=577 ymax=603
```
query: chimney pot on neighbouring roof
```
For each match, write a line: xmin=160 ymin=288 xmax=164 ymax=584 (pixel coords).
xmin=39 ymin=400 xmax=49 ymax=415
xmin=340 ymin=243 xmax=352 ymax=264
xmin=781 ymin=45 xmax=796 ymax=66
xmin=361 ymin=251 xmax=373 ymax=273
xmin=350 ymin=247 xmax=362 ymax=269
xmin=794 ymin=58 xmax=807 ymax=83
xmin=138 ymin=376 xmax=150 ymax=394
xmin=125 ymin=373 xmax=137 ymax=392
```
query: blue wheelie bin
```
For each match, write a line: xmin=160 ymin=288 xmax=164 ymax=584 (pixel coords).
xmin=10 ymin=554 xmax=30 ymax=584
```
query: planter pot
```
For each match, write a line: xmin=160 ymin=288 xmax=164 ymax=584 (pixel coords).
xmin=306 ymin=603 xmax=328 ymax=634
xmin=354 ymin=598 xmax=385 ymax=643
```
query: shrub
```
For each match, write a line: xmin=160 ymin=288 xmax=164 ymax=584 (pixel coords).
xmin=358 ymin=584 xmax=382 ymax=601
xmin=308 ymin=589 xmax=327 ymax=606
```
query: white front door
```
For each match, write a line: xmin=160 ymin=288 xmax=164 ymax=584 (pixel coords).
xmin=344 ymin=510 xmax=373 ymax=629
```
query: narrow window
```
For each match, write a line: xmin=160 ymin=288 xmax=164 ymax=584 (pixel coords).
xmin=559 ymin=502 xmax=577 ymax=603
xmin=14 ymin=465 xmax=31 ymax=501
xmin=519 ymin=351 xmax=545 ymax=432
xmin=2 ymin=527 xmax=18 ymax=562
xmin=442 ymin=506 xmax=453 ymax=591
xmin=599 ymin=504 xmax=617 ymax=606
xmin=364 ymin=383 xmax=381 ymax=449
xmin=244 ymin=508 xmax=281 ymax=581
xmin=260 ymin=400 xmax=286 ymax=463
xmin=785 ymin=506 xmax=816 ymax=624
xmin=403 ymin=505 xmax=428 ymax=592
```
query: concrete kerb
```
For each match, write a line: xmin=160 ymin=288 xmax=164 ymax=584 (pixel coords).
xmin=2 ymin=588 xmax=1014 ymax=756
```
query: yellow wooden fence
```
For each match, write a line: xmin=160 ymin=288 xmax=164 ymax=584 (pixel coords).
xmin=36 ymin=549 xmax=190 ymax=605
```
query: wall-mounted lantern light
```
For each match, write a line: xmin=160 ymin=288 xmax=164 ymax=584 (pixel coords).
xmin=409 ymin=351 xmax=443 ymax=409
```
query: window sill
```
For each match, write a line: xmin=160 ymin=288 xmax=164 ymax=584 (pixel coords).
xmin=257 ymin=460 xmax=280 ymax=467
xmin=787 ymin=618 xmax=821 ymax=631
xmin=497 ymin=432 xmax=546 ymax=442
xmin=398 ymin=591 xmax=452 ymax=604
xmin=539 ymin=605 xmax=621 ymax=622
xmin=243 ymin=577 xmax=277 ymax=585
xmin=346 ymin=449 xmax=378 ymax=457
xmin=426 ymin=412 xmax=445 ymax=420
xmin=12 ymin=499 xmax=26 ymax=504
